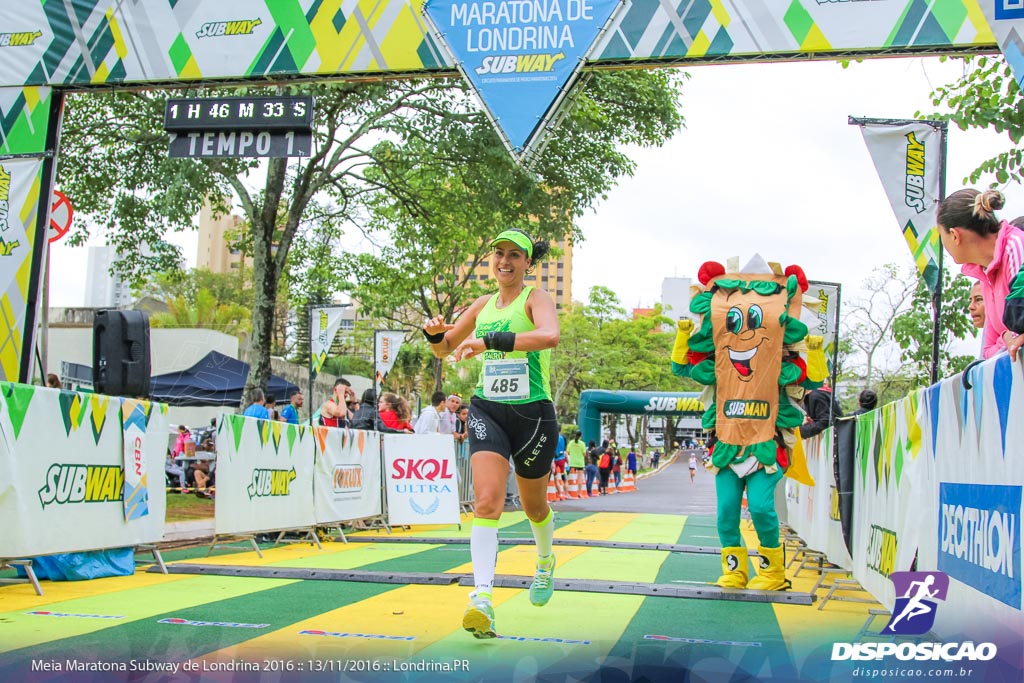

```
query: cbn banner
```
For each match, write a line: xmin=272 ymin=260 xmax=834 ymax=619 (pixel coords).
xmin=0 ymin=156 xmax=44 ymax=381
xmin=120 ymin=398 xmax=168 ymax=521
xmin=214 ymin=414 xmax=316 ymax=535
xmin=309 ymin=306 xmax=348 ymax=380
xmin=857 ymin=121 xmax=944 ymax=293
xmin=313 ymin=427 xmax=383 ymax=524
xmin=383 ymin=433 xmax=459 ymax=527
xmin=0 ymin=384 xmax=166 ymax=557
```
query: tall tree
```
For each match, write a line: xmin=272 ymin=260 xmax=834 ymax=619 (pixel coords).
xmin=342 ymin=71 xmax=684 ymax=390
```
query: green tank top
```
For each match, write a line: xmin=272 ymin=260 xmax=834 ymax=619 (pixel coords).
xmin=473 ymin=286 xmax=551 ymax=404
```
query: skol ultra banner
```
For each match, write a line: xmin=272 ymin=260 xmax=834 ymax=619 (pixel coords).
xmin=313 ymin=426 xmax=383 ymax=524
xmin=383 ymin=433 xmax=459 ymax=526
xmin=0 ymin=384 xmax=165 ymax=557
xmin=857 ymin=121 xmax=945 ymax=293
xmin=0 ymin=156 xmax=44 ymax=382
xmin=214 ymin=414 xmax=316 ymax=535
xmin=309 ymin=306 xmax=348 ymax=380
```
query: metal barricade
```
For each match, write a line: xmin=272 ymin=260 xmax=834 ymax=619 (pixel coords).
xmin=456 ymin=439 xmax=474 ymax=513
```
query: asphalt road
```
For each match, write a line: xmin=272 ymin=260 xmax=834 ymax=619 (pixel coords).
xmin=552 ymin=449 xmax=717 ymax=516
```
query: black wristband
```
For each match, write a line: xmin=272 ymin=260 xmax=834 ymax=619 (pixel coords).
xmin=484 ymin=331 xmax=516 ymax=352
xmin=422 ymin=329 xmax=446 ymax=344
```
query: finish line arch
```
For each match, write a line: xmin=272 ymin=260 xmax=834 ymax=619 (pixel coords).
xmin=0 ymin=1 xmax=1008 ymax=381
xmin=578 ymin=389 xmax=704 ymax=448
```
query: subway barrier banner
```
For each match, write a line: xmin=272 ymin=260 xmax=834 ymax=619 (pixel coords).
xmin=383 ymin=433 xmax=459 ymax=526
xmin=215 ymin=414 xmax=316 ymax=535
xmin=850 ymin=391 xmax=931 ymax=610
xmin=0 ymin=384 xmax=166 ymax=557
xmin=979 ymin=3 xmax=1024 ymax=91
xmin=785 ymin=429 xmax=852 ymax=570
xmin=857 ymin=121 xmax=944 ymax=293
xmin=313 ymin=427 xmax=383 ymax=524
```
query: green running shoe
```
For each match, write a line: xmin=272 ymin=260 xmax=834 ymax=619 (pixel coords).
xmin=462 ymin=596 xmax=497 ymax=639
xmin=529 ymin=554 xmax=556 ymax=607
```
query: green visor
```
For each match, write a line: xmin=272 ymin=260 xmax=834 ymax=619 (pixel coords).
xmin=490 ymin=229 xmax=533 ymax=258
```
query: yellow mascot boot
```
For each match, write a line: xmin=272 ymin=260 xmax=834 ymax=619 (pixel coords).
xmin=716 ymin=547 xmax=748 ymax=588
xmin=747 ymin=545 xmax=792 ymax=591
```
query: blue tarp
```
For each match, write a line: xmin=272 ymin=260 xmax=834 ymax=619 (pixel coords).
xmin=17 ymin=548 xmax=135 ymax=581
xmin=149 ymin=350 xmax=300 ymax=407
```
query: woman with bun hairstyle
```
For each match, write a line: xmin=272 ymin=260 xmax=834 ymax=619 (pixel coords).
xmin=422 ymin=228 xmax=559 ymax=639
xmin=937 ymin=188 xmax=1024 ymax=361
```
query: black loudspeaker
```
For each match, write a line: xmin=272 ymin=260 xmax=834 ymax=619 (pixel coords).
xmin=93 ymin=310 xmax=151 ymax=397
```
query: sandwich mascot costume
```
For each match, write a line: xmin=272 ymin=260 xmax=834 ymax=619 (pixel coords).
xmin=671 ymin=255 xmax=828 ymax=590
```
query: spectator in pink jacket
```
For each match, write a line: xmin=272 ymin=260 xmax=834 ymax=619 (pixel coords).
xmin=938 ymin=188 xmax=1024 ymax=361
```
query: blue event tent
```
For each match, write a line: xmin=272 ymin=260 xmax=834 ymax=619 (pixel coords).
xmin=149 ymin=350 xmax=299 ymax=406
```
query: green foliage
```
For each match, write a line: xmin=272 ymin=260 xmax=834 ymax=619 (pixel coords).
xmin=149 ymin=288 xmax=250 ymax=337
xmin=551 ymin=290 xmax=695 ymax=423
xmin=922 ymin=56 xmax=1023 ymax=185
xmin=892 ymin=272 xmax=978 ymax=384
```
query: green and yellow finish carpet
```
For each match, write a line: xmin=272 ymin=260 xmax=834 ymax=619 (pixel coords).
xmin=0 ymin=512 xmax=879 ymax=682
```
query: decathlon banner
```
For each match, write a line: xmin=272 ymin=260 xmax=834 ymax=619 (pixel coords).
xmin=309 ymin=306 xmax=348 ymax=380
xmin=784 ymin=429 xmax=852 ymax=570
xmin=383 ymin=433 xmax=459 ymax=526
xmin=120 ymin=398 xmax=168 ymax=521
xmin=0 ymin=157 xmax=44 ymax=381
xmin=214 ymin=414 xmax=316 ymax=535
xmin=424 ymin=0 xmax=620 ymax=160
xmin=313 ymin=427 xmax=383 ymax=524
xmin=914 ymin=354 xmax=1024 ymax=640
xmin=0 ymin=384 xmax=166 ymax=557
xmin=857 ymin=120 xmax=945 ymax=293
xmin=980 ymin=3 xmax=1024 ymax=92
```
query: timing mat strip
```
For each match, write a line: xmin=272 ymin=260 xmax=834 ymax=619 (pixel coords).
xmin=340 ymin=535 xmax=757 ymax=555
xmin=151 ymin=564 xmax=813 ymax=604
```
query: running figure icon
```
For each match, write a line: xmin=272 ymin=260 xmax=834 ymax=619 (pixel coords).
xmin=886 ymin=574 xmax=938 ymax=632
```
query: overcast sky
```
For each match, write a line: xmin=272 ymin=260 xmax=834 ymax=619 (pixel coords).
xmin=49 ymin=55 xmax=1022 ymax=315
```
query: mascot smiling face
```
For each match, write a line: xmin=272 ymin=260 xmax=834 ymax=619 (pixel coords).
xmin=710 ymin=275 xmax=789 ymax=445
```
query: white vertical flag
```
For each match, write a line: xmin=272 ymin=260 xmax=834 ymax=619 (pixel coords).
xmin=374 ymin=330 xmax=405 ymax=395
xmin=310 ymin=306 xmax=347 ymax=380
xmin=858 ymin=121 xmax=944 ymax=293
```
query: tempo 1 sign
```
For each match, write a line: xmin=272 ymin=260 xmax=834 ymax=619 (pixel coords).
xmin=168 ymin=130 xmax=312 ymax=158
xmin=163 ymin=95 xmax=314 ymax=158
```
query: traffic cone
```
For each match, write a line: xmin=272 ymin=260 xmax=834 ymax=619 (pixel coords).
xmin=567 ymin=471 xmax=580 ymax=499
xmin=621 ymin=472 xmax=636 ymax=492
xmin=546 ymin=477 xmax=558 ymax=502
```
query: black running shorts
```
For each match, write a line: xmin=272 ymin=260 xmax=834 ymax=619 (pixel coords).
xmin=467 ymin=398 xmax=558 ymax=480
